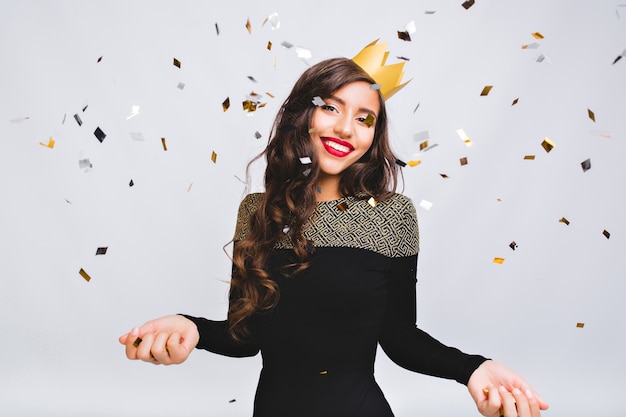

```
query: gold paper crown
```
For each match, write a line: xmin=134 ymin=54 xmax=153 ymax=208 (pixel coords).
xmin=352 ymin=39 xmax=411 ymax=100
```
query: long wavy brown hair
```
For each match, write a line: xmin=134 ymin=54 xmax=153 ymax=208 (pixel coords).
xmin=228 ymin=58 xmax=400 ymax=341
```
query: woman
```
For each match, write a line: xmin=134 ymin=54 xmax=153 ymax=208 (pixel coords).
xmin=120 ymin=52 xmax=548 ymax=417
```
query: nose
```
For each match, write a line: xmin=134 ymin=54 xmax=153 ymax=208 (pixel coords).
xmin=333 ymin=114 xmax=353 ymax=139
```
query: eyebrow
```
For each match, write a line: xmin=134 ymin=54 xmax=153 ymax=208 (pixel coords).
xmin=327 ymin=95 xmax=378 ymax=117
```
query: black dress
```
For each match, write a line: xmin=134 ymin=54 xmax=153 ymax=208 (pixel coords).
xmin=184 ymin=193 xmax=487 ymax=417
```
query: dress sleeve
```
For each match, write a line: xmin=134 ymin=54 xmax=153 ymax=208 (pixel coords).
xmin=178 ymin=194 xmax=263 ymax=358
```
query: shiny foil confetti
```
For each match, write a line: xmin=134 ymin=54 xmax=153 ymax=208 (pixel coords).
xmin=126 ymin=105 xmax=140 ymax=120
xmin=460 ymin=157 xmax=468 ymax=166
xmin=222 ymin=97 xmax=230 ymax=112
xmin=407 ymin=160 xmax=421 ymax=167
xmin=336 ymin=202 xmax=349 ymax=212
xmin=74 ymin=113 xmax=83 ymax=126
xmin=245 ymin=18 xmax=251 ymax=34
xmin=559 ymin=217 xmax=570 ymax=225
xmin=263 ymin=12 xmax=280 ymax=29
xmin=603 ymin=230 xmax=610 ymax=239
xmin=129 ymin=132 xmax=144 ymax=141
xmin=512 ymin=98 xmax=519 ymax=106
xmin=267 ymin=41 xmax=272 ymax=50
xmin=536 ymin=54 xmax=546 ymax=63
xmin=254 ymin=131 xmax=262 ymax=139
xmin=39 ymin=137 xmax=55 ymax=148
xmin=576 ymin=322 xmax=585 ymax=328
xmin=296 ymin=46 xmax=312 ymax=60
xmin=457 ymin=129 xmax=473 ymax=146
xmin=541 ymin=137 xmax=555 ymax=153
xmin=96 ymin=247 xmax=108 ymax=255
xmin=397 ymin=31 xmax=411 ymax=41
xmin=439 ymin=173 xmax=449 ymax=178
xmin=368 ymin=197 xmax=377 ymax=207
xmin=211 ymin=151 xmax=217 ymax=163
xmin=414 ymin=130 xmax=429 ymax=143
xmin=94 ymin=127 xmax=106 ymax=143
xmin=97 ymin=56 xmax=103 ymax=63
xmin=161 ymin=137 xmax=168 ymax=151
xmin=215 ymin=23 xmax=220 ymax=35
xmin=531 ymin=32 xmax=544 ymax=39
xmin=129 ymin=179 xmax=134 ymax=187
xmin=133 ymin=337 xmax=142 ymax=347
xmin=79 ymin=158 xmax=92 ymax=169
xmin=247 ymin=76 xmax=258 ymax=83
xmin=187 ymin=182 xmax=193 ymax=193
xmin=79 ymin=268 xmax=91 ymax=282
xmin=480 ymin=85 xmax=493 ymax=96
xmin=370 ymin=83 xmax=381 ymax=91
xmin=395 ymin=159 xmax=407 ymax=167
xmin=509 ymin=241 xmax=518 ymax=250
xmin=581 ymin=159 xmax=591 ymax=172
xmin=419 ymin=199 xmax=433 ymax=210
xmin=173 ymin=57 xmax=181 ymax=68
xmin=522 ymin=42 xmax=540 ymax=49
xmin=493 ymin=257 xmax=505 ymax=264
xmin=299 ymin=156 xmax=312 ymax=164
xmin=312 ymin=96 xmax=326 ymax=106
xmin=588 ymin=108 xmax=596 ymax=122
xmin=364 ymin=114 xmax=375 ymax=127
xmin=420 ymin=140 xmax=429 ymax=151
xmin=177 ymin=82 xmax=185 ymax=90
xmin=524 ymin=155 xmax=536 ymax=160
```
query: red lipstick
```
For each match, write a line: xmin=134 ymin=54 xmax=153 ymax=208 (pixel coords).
xmin=320 ymin=136 xmax=354 ymax=157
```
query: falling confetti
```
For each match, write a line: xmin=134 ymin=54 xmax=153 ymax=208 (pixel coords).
xmin=509 ymin=241 xmax=518 ymax=250
xmin=407 ymin=160 xmax=421 ymax=167
xmin=397 ymin=31 xmax=411 ymax=42
xmin=462 ymin=0 xmax=475 ymax=9
xmin=368 ymin=197 xmax=377 ymax=207
xmin=587 ymin=108 xmax=595 ymax=122
xmin=460 ymin=157 xmax=468 ymax=166
xmin=559 ymin=217 xmax=570 ymax=226
xmin=267 ymin=41 xmax=272 ymax=50
xmin=82 ymin=105 xmax=88 ymax=112
xmin=79 ymin=158 xmax=92 ymax=169
xmin=299 ymin=156 xmax=312 ymax=164
xmin=97 ymin=56 xmax=103 ymax=63
xmin=413 ymin=102 xmax=420 ymax=113
xmin=296 ymin=46 xmax=312 ymax=60
xmin=222 ymin=97 xmax=230 ymax=112
xmin=364 ymin=114 xmax=375 ymax=127
xmin=229 ymin=399 xmax=237 ymax=404
xmin=94 ymin=127 xmax=106 ymax=143
xmin=457 ymin=129 xmax=473 ymax=146
xmin=395 ymin=159 xmax=407 ymax=167
xmin=245 ymin=18 xmax=251 ymax=34
xmin=541 ymin=137 xmax=555 ymax=153
xmin=312 ymin=96 xmax=326 ymax=106
xmin=493 ymin=257 xmax=505 ymax=264
xmin=129 ymin=132 xmax=144 ymax=141
xmin=9 ymin=116 xmax=30 ymax=123
xmin=576 ymin=323 xmax=585 ymax=328
xmin=281 ymin=41 xmax=293 ymax=48
xmin=129 ymin=179 xmax=134 ymax=187
xmin=531 ymin=32 xmax=544 ymax=39
xmin=39 ymin=137 xmax=55 ymax=148
xmin=262 ymin=12 xmax=280 ymax=29
xmin=414 ymin=130 xmax=429 ymax=143
xmin=524 ymin=155 xmax=535 ymax=160
xmin=512 ymin=98 xmax=519 ymax=106
xmin=177 ymin=82 xmax=185 ymax=90
xmin=187 ymin=182 xmax=193 ymax=193
xmin=254 ymin=131 xmax=262 ymax=139
xmin=439 ymin=173 xmax=449 ymax=178
xmin=173 ymin=58 xmax=181 ymax=68
xmin=581 ymin=159 xmax=591 ymax=172
xmin=126 ymin=105 xmax=140 ymax=120
xmin=603 ymin=229 xmax=611 ymax=239
xmin=480 ymin=85 xmax=493 ymax=96
xmin=74 ymin=114 xmax=83 ymax=126
xmin=79 ymin=268 xmax=91 ymax=282
xmin=133 ymin=337 xmax=142 ymax=347
xmin=521 ymin=42 xmax=540 ymax=49
xmin=211 ymin=151 xmax=217 ymax=163
xmin=336 ymin=202 xmax=349 ymax=212
xmin=161 ymin=137 xmax=168 ymax=151
xmin=96 ymin=247 xmax=108 ymax=255
xmin=215 ymin=23 xmax=220 ymax=35
xmin=370 ymin=83 xmax=381 ymax=91
xmin=536 ymin=54 xmax=546 ymax=63
xmin=419 ymin=200 xmax=433 ymax=210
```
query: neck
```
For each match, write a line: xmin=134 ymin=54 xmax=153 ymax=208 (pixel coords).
xmin=315 ymin=174 xmax=342 ymax=201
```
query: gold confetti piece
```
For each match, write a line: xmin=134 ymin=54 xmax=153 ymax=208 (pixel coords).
xmin=243 ymin=100 xmax=258 ymax=112
xmin=320 ymin=370 xmax=328 ymax=375
xmin=524 ymin=155 xmax=535 ymax=160
xmin=581 ymin=158 xmax=591 ymax=172
xmin=456 ymin=129 xmax=473 ymax=146
xmin=587 ymin=108 xmax=595 ymax=122
xmin=336 ymin=202 xmax=349 ymax=212
xmin=397 ymin=30 xmax=411 ymax=42
xmin=541 ymin=137 xmax=555 ymax=153
xmin=187 ymin=182 xmax=193 ymax=193
xmin=462 ymin=0 xmax=475 ymax=9
xmin=559 ymin=217 xmax=570 ymax=225
xmin=480 ymin=85 xmax=493 ymax=96
xmin=368 ymin=197 xmax=377 ymax=207
xmin=39 ymin=137 xmax=55 ymax=148
xmin=173 ymin=57 xmax=181 ymax=68
xmin=493 ymin=257 xmax=505 ymax=264
xmin=133 ymin=337 xmax=142 ymax=347
xmin=576 ymin=322 xmax=584 ymax=328
xmin=419 ymin=199 xmax=433 ymax=210
xmin=312 ymin=96 xmax=326 ymax=106
xmin=460 ymin=157 xmax=468 ymax=166
xmin=161 ymin=137 xmax=168 ymax=151
xmin=211 ymin=151 xmax=217 ymax=163
xmin=74 ymin=114 xmax=83 ymax=126
xmin=266 ymin=92 xmax=275 ymax=98
xmin=419 ymin=140 xmax=429 ymax=151
xmin=79 ymin=268 xmax=91 ymax=282
xmin=96 ymin=247 xmax=108 ymax=255
xmin=245 ymin=18 xmax=251 ymax=34
xmin=222 ymin=97 xmax=230 ymax=112
xmin=262 ymin=12 xmax=280 ymax=29
xmin=267 ymin=41 xmax=272 ymax=50
xmin=497 ymin=198 xmax=502 ymax=202
xmin=511 ymin=98 xmax=519 ymax=106
xmin=129 ymin=179 xmax=134 ymax=187
xmin=97 ymin=56 xmax=103 ymax=63
xmin=407 ymin=160 xmax=421 ymax=167
xmin=509 ymin=241 xmax=518 ymax=250
xmin=531 ymin=32 xmax=544 ymax=39
xmin=94 ymin=127 xmax=106 ymax=143
xmin=364 ymin=114 xmax=375 ymax=127
xmin=603 ymin=229 xmax=610 ymax=239
xmin=395 ymin=159 xmax=407 ymax=167
xmin=439 ymin=173 xmax=448 ymax=179
xmin=300 ymin=156 xmax=312 ymax=164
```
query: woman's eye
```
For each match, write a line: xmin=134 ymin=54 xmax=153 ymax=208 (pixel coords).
xmin=358 ymin=114 xmax=376 ymax=127
xmin=321 ymin=104 xmax=337 ymax=112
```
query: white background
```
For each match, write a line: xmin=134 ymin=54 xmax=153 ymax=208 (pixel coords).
xmin=1 ymin=1 xmax=625 ymax=416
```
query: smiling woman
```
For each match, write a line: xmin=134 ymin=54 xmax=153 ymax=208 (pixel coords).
xmin=119 ymin=43 xmax=548 ymax=417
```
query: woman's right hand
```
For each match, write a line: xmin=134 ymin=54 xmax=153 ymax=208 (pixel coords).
xmin=118 ymin=314 xmax=200 ymax=365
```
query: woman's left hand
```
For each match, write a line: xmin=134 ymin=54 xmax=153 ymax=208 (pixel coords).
xmin=467 ymin=360 xmax=549 ymax=417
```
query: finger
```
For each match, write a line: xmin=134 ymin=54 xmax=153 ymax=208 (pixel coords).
xmin=481 ymin=386 xmax=502 ymax=416
xmin=119 ymin=333 xmax=129 ymax=345
xmin=124 ymin=328 xmax=141 ymax=360
xmin=500 ymin=386 xmax=516 ymax=417
xmin=151 ymin=332 xmax=171 ymax=365
xmin=512 ymin=388 xmax=531 ymax=417
xmin=135 ymin=332 xmax=156 ymax=362
xmin=166 ymin=332 xmax=190 ymax=364
xmin=524 ymin=389 xmax=541 ymax=417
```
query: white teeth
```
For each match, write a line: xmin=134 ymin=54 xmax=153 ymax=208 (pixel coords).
xmin=325 ymin=140 xmax=350 ymax=153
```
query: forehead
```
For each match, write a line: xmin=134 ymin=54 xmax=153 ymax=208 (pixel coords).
xmin=329 ymin=81 xmax=380 ymax=113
